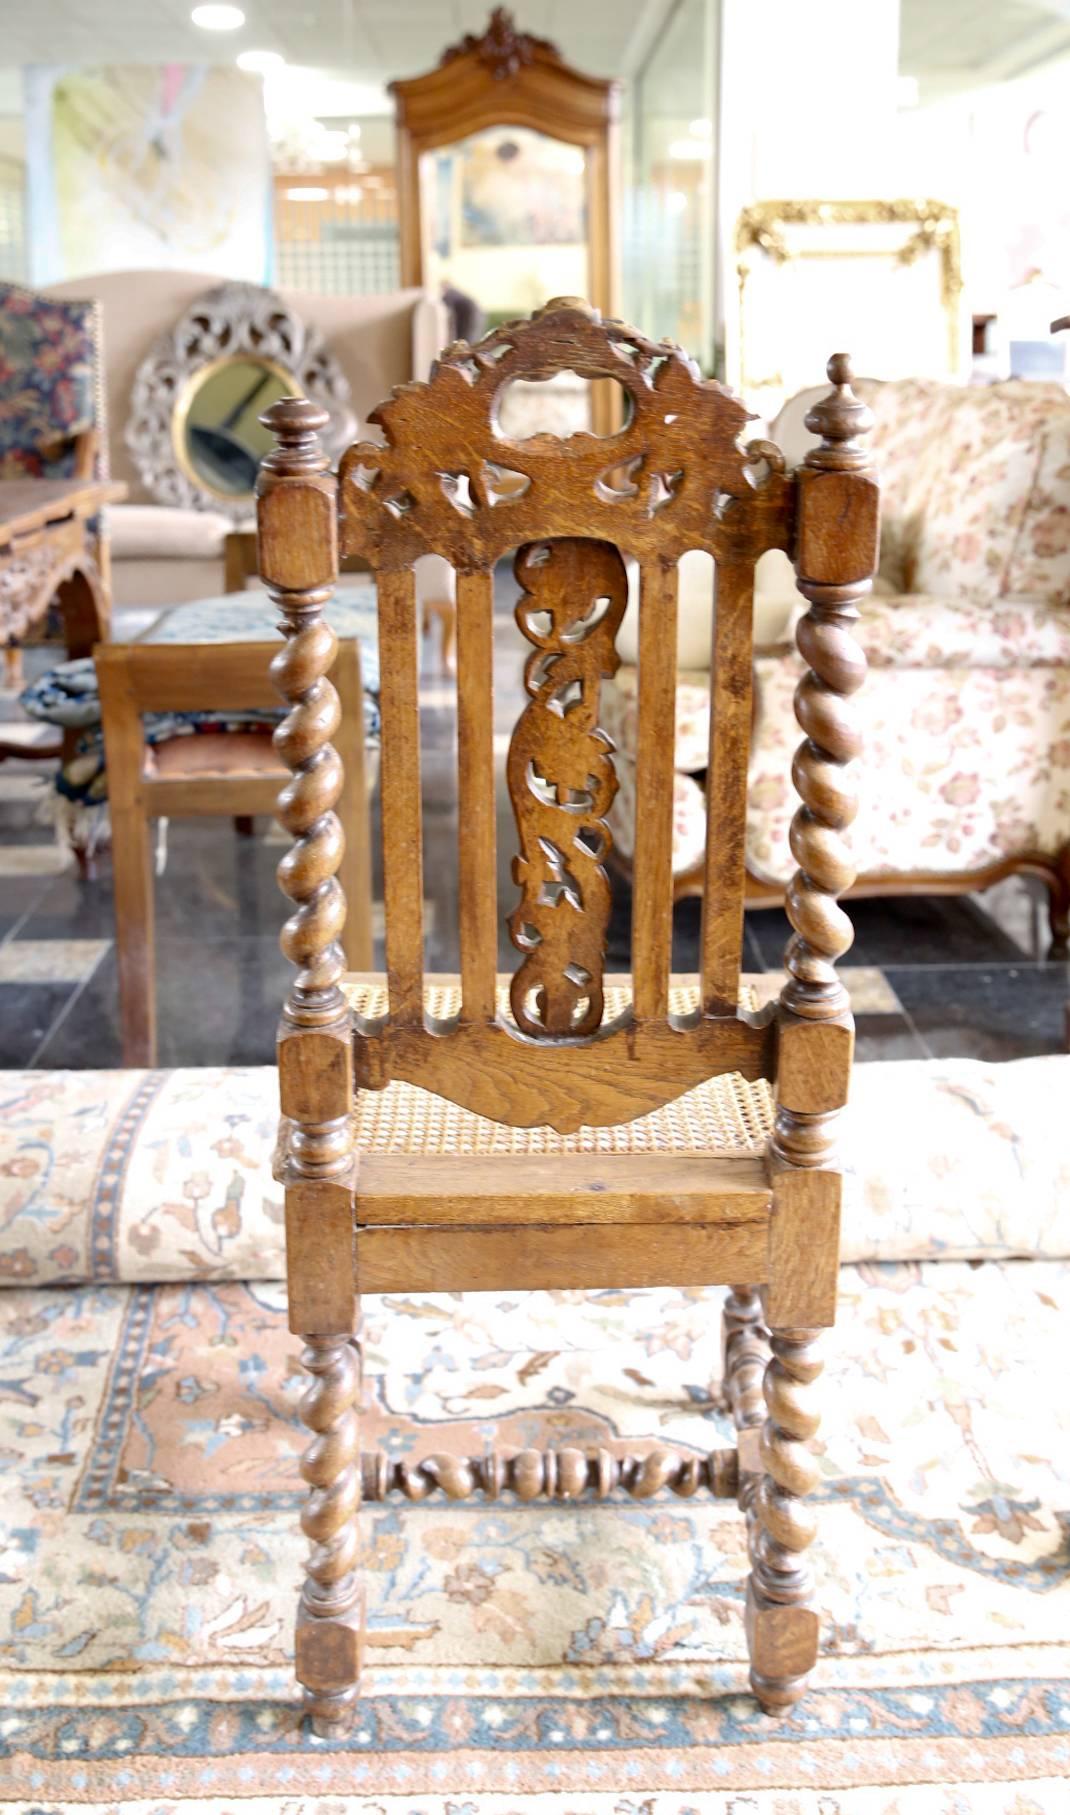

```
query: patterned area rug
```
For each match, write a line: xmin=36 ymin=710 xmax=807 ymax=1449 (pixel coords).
xmin=3 ymin=1259 xmax=1069 ymax=1809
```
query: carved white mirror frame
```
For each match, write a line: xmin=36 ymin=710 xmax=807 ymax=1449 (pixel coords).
xmin=125 ymin=281 xmax=356 ymax=519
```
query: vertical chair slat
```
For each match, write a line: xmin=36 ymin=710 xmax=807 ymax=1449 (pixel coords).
xmin=456 ymin=568 xmax=498 ymax=1021
xmin=630 ymin=558 xmax=680 ymax=1022
xmin=700 ymin=557 xmax=756 ymax=1016
xmin=377 ymin=567 xmax=424 ymax=1025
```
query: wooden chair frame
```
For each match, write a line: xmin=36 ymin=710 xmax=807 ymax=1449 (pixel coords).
xmin=260 ymin=299 xmax=879 ymax=1734
xmin=96 ymin=637 xmax=372 ymax=1067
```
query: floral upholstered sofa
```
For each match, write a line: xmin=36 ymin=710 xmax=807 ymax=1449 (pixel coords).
xmin=606 ymin=377 xmax=1070 ymax=949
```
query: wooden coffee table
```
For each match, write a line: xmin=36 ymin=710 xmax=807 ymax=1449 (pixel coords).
xmin=0 ymin=476 xmax=126 ymax=662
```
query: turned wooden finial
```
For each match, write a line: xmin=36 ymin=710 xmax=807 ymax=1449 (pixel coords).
xmin=802 ymin=354 xmax=874 ymax=471
xmin=260 ymin=396 xmax=332 ymax=473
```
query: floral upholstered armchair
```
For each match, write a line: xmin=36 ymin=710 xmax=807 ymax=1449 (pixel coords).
xmin=0 ymin=283 xmax=103 ymax=483
xmin=607 ymin=376 xmax=1070 ymax=952
xmin=0 ymin=283 xmax=108 ymax=687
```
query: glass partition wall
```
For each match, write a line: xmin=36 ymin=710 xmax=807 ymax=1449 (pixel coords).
xmin=624 ymin=0 xmax=718 ymax=375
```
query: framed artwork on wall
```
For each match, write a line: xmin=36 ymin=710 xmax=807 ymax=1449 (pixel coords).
xmin=729 ymin=199 xmax=967 ymax=421
xmin=24 ymin=65 xmax=272 ymax=285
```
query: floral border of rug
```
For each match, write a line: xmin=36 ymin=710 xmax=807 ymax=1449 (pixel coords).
xmin=3 ymin=1260 xmax=1069 ymax=1803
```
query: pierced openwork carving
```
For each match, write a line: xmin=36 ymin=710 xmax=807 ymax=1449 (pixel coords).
xmin=507 ymin=538 xmax=626 ymax=1036
xmin=338 ymin=297 xmax=793 ymax=572
xmin=0 ymin=518 xmax=87 ymax=641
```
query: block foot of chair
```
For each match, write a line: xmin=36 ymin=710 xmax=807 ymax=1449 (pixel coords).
xmin=296 ymin=1592 xmax=364 ymax=1736
xmin=745 ymin=1582 xmax=819 ymax=1715
xmin=749 ymin=1664 xmax=812 ymax=1715
xmin=304 ymin=1682 xmax=360 ymax=1737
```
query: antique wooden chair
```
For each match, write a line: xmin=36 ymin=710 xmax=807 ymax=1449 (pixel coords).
xmin=258 ymin=299 xmax=878 ymax=1735
xmin=96 ymin=628 xmax=371 ymax=1067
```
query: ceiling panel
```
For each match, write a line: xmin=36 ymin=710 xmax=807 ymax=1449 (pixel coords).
xmin=1 ymin=0 xmax=642 ymax=87
xmin=900 ymin=0 xmax=1070 ymax=94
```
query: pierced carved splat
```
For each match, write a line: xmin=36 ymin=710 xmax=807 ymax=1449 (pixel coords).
xmin=507 ymin=538 xmax=627 ymax=1037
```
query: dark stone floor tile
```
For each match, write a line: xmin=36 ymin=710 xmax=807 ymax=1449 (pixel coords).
xmin=746 ymin=893 xmax=1029 ymax=970
xmin=0 ymin=981 xmax=76 ymax=1065
xmin=888 ymin=963 xmax=1069 ymax=1061
xmin=852 ymin=1011 xmax=930 ymax=1063
xmin=25 ymin=829 xmax=287 ymax=943
xmin=34 ymin=936 xmax=292 ymax=1069
xmin=0 ymin=870 xmax=58 ymax=941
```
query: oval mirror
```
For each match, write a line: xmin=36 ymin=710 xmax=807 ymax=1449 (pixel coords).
xmin=174 ymin=354 xmax=296 ymax=500
xmin=127 ymin=281 xmax=355 ymax=520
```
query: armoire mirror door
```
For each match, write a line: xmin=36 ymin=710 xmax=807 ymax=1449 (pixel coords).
xmin=391 ymin=7 xmax=621 ymax=437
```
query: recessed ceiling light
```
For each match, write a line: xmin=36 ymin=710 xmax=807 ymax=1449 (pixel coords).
xmin=191 ymin=5 xmax=246 ymax=30
xmin=688 ymin=117 xmax=712 ymax=140
xmin=237 ymin=49 xmax=285 ymax=74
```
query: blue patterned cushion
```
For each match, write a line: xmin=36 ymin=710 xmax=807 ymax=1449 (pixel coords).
xmin=19 ymin=586 xmax=380 ymax=811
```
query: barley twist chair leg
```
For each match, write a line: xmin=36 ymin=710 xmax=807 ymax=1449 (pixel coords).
xmin=722 ymin=1284 xmax=769 ymax=1432
xmin=744 ymin=1326 xmax=823 ymax=1713
xmin=296 ymin=1327 xmax=364 ymax=1735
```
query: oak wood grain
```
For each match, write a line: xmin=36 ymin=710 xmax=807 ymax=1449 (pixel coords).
xmin=701 ymin=557 xmax=755 ymax=1015
xmin=356 ymin=1151 xmax=771 ymax=1224
xmin=631 ymin=559 xmax=679 ymax=1022
xmin=377 ymin=567 xmax=424 ymax=1026
xmin=455 ymin=567 xmax=498 ymax=1022
xmin=358 ymin=1217 xmax=768 ymax=1294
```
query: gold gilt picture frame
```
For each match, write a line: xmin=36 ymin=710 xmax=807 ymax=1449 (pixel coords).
xmin=730 ymin=199 xmax=967 ymax=419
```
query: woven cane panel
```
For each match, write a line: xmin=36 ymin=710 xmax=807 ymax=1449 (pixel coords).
xmin=346 ymin=977 xmax=772 ymax=1156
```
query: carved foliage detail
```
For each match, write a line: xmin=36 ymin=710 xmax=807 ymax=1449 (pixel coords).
xmin=338 ymin=298 xmax=791 ymax=569
xmin=507 ymin=538 xmax=626 ymax=1038
xmin=440 ymin=6 xmax=562 ymax=79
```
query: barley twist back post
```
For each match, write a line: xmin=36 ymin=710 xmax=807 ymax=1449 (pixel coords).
xmin=259 ymin=397 xmax=363 ymax=1736
xmin=744 ymin=353 xmax=878 ymax=1715
xmin=780 ymin=353 xmax=874 ymax=1031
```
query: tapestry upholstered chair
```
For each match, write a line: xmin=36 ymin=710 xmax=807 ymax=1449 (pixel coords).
xmin=258 ymin=300 xmax=879 ymax=1734
xmin=0 ymin=281 xmax=109 ymax=689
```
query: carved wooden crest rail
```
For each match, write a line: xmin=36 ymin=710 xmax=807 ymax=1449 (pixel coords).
xmin=337 ymin=297 xmax=791 ymax=567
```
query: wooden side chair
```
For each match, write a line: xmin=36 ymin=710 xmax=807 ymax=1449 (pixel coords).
xmin=259 ymin=299 xmax=879 ymax=1735
xmin=96 ymin=632 xmax=371 ymax=1067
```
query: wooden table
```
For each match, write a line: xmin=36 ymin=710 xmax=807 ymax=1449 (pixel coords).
xmin=0 ymin=476 xmax=127 ymax=663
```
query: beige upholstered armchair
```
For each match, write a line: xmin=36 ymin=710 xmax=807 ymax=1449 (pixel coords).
xmin=607 ymin=376 xmax=1070 ymax=952
xmin=45 ymin=270 xmax=447 ymax=609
